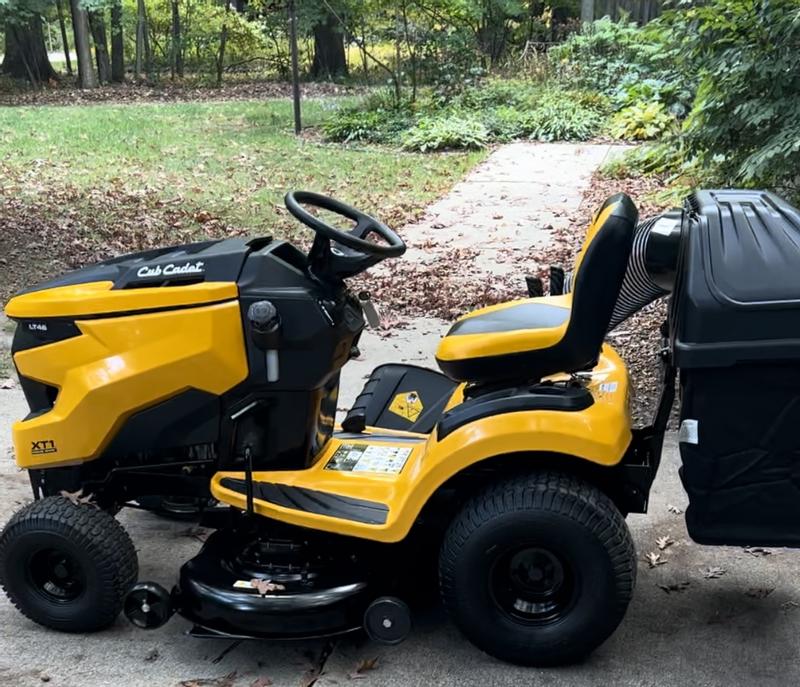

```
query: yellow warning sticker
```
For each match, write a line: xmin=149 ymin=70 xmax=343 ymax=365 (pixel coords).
xmin=388 ymin=391 xmax=423 ymax=422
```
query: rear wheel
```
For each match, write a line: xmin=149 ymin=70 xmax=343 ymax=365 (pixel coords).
xmin=0 ymin=496 xmax=138 ymax=632
xmin=439 ymin=471 xmax=636 ymax=666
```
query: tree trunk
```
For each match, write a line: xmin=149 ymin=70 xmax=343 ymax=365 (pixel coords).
xmin=135 ymin=0 xmax=152 ymax=80
xmin=89 ymin=11 xmax=112 ymax=83
xmin=111 ymin=0 xmax=124 ymax=82
xmin=69 ymin=0 xmax=98 ymax=87
xmin=310 ymin=12 xmax=348 ymax=79
xmin=581 ymin=0 xmax=594 ymax=24
xmin=216 ymin=4 xmax=229 ymax=86
xmin=1 ymin=15 xmax=59 ymax=84
xmin=55 ymin=0 xmax=74 ymax=75
xmin=171 ymin=0 xmax=184 ymax=79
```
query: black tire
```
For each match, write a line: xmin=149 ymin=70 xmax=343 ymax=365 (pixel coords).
xmin=0 ymin=496 xmax=138 ymax=632
xmin=439 ymin=471 xmax=636 ymax=666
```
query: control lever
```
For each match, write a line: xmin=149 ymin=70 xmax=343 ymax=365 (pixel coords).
xmin=549 ymin=265 xmax=565 ymax=296
xmin=525 ymin=276 xmax=544 ymax=298
xmin=358 ymin=291 xmax=382 ymax=329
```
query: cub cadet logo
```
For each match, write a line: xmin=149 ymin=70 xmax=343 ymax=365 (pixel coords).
xmin=31 ymin=440 xmax=57 ymax=456
xmin=136 ymin=261 xmax=205 ymax=279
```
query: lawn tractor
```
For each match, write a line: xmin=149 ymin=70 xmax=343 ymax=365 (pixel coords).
xmin=2 ymin=188 xmax=799 ymax=666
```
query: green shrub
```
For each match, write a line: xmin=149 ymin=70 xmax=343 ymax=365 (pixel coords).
xmin=402 ymin=115 xmax=489 ymax=152
xmin=524 ymin=92 xmax=604 ymax=141
xmin=323 ymin=102 xmax=413 ymax=144
xmin=551 ymin=17 xmax=687 ymax=116
xmin=611 ymin=101 xmax=675 ymax=141
xmin=660 ymin=0 xmax=800 ymax=192
xmin=483 ymin=106 xmax=530 ymax=142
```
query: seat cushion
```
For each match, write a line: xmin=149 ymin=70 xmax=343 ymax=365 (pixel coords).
xmin=436 ymin=295 xmax=571 ymax=381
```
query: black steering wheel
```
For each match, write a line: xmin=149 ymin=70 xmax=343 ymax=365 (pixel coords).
xmin=284 ymin=191 xmax=406 ymax=279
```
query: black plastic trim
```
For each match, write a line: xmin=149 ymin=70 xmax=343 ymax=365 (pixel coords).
xmin=437 ymin=384 xmax=594 ymax=440
xmin=220 ymin=478 xmax=389 ymax=525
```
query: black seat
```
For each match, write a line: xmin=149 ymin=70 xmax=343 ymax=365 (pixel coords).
xmin=435 ymin=193 xmax=638 ymax=383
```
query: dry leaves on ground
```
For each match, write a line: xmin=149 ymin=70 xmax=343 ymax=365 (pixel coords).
xmin=250 ymin=678 xmax=273 ymax=687
xmin=656 ymin=535 xmax=675 ymax=551
xmin=743 ymin=546 xmax=773 ymax=557
xmin=179 ymin=671 xmax=237 ymax=687
xmin=700 ymin=566 xmax=726 ymax=579
xmin=745 ymin=587 xmax=774 ymax=599
xmin=645 ymin=552 xmax=667 ymax=568
xmin=348 ymin=658 xmax=379 ymax=680
xmin=658 ymin=581 xmax=690 ymax=594
xmin=59 ymin=489 xmax=96 ymax=507
xmin=0 ymin=80 xmax=362 ymax=107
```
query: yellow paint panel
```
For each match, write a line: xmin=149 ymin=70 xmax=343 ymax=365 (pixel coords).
xmin=213 ymin=345 xmax=631 ymax=543
xmin=12 ymin=301 xmax=248 ymax=468
xmin=436 ymin=294 xmax=571 ymax=361
xmin=5 ymin=280 xmax=239 ymax=319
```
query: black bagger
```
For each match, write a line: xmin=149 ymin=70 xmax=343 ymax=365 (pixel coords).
xmin=671 ymin=190 xmax=800 ymax=546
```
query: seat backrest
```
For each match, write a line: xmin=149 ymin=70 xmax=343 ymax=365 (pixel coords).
xmin=555 ymin=193 xmax=638 ymax=373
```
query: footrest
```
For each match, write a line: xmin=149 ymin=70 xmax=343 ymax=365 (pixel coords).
xmin=218 ymin=477 xmax=389 ymax=525
xmin=342 ymin=364 xmax=457 ymax=434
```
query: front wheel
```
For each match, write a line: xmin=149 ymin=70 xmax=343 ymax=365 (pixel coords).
xmin=439 ymin=471 xmax=636 ymax=666
xmin=0 ymin=496 xmax=138 ymax=632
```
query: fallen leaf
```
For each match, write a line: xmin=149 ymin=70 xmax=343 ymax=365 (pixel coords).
xmin=667 ymin=504 xmax=683 ymax=514
xmin=250 ymin=678 xmax=273 ymax=687
xmin=348 ymin=658 xmax=379 ymax=680
xmin=144 ymin=648 xmax=159 ymax=662
xmin=745 ymin=587 xmax=774 ymax=599
xmin=656 ymin=535 xmax=675 ymax=551
xmin=782 ymin=600 xmax=799 ymax=611
xmin=645 ymin=551 xmax=666 ymax=568
xmin=700 ymin=566 xmax=726 ymax=579
xmin=743 ymin=546 xmax=772 ymax=557
xmin=180 ymin=672 xmax=237 ymax=687
xmin=658 ymin=581 xmax=690 ymax=594
xmin=250 ymin=578 xmax=286 ymax=595
xmin=59 ymin=489 xmax=96 ymax=507
xmin=0 ymin=377 xmax=16 ymax=389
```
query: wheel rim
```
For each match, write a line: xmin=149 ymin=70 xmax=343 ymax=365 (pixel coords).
xmin=489 ymin=545 xmax=575 ymax=624
xmin=27 ymin=547 xmax=85 ymax=603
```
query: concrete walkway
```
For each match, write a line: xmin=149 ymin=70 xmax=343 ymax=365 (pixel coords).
xmin=3 ymin=143 xmax=800 ymax=687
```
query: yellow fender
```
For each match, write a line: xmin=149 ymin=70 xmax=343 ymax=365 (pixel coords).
xmin=213 ymin=344 xmax=632 ymax=543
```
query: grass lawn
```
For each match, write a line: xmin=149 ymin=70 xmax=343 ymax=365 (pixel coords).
xmin=0 ymin=98 xmax=484 ymax=237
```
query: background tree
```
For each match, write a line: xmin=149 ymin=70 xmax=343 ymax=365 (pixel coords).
xmin=70 ymin=0 xmax=99 ymax=87
xmin=310 ymin=3 xmax=347 ymax=79
xmin=55 ymin=0 xmax=74 ymax=75
xmin=110 ymin=0 xmax=124 ymax=81
xmin=1 ymin=2 xmax=59 ymax=84
xmin=88 ymin=7 xmax=112 ymax=82
xmin=170 ymin=0 xmax=183 ymax=78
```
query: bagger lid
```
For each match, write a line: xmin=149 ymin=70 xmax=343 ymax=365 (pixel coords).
xmin=671 ymin=189 xmax=800 ymax=367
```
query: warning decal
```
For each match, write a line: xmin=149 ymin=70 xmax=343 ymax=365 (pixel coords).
xmin=388 ymin=390 xmax=424 ymax=422
xmin=325 ymin=444 xmax=413 ymax=474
